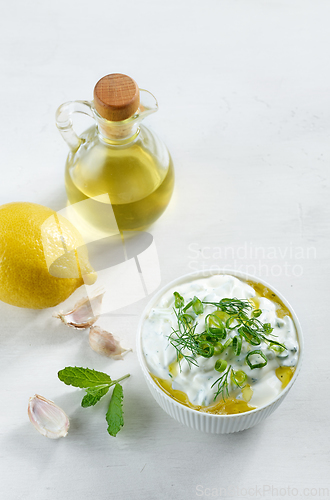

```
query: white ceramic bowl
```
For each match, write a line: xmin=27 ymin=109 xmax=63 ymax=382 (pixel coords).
xmin=136 ymin=269 xmax=303 ymax=434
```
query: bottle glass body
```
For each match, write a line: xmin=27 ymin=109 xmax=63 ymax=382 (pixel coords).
xmin=65 ymin=123 xmax=174 ymax=232
xmin=56 ymin=90 xmax=174 ymax=234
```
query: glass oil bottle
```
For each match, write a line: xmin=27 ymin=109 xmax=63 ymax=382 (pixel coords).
xmin=56 ymin=73 xmax=174 ymax=233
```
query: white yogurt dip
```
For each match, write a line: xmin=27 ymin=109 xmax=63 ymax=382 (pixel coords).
xmin=141 ymin=274 xmax=299 ymax=411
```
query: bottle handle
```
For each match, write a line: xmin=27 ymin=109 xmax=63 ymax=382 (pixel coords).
xmin=55 ymin=100 xmax=94 ymax=152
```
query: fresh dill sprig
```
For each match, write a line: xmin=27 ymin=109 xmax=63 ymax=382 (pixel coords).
xmin=211 ymin=365 xmax=232 ymax=401
xmin=169 ymin=300 xmax=206 ymax=369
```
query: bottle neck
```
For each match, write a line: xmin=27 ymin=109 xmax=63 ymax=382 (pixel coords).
xmin=94 ymin=110 xmax=140 ymax=145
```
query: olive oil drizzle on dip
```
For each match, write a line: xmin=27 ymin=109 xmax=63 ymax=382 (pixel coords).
xmin=246 ymin=280 xmax=292 ymax=320
xmin=151 ymin=374 xmax=256 ymax=414
xmin=142 ymin=275 xmax=299 ymax=414
xmin=275 ymin=366 xmax=295 ymax=389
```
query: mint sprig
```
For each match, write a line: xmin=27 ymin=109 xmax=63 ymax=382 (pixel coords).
xmin=58 ymin=366 xmax=112 ymax=388
xmin=81 ymin=386 xmax=110 ymax=407
xmin=106 ymin=384 xmax=124 ymax=437
xmin=58 ymin=366 xmax=130 ymax=436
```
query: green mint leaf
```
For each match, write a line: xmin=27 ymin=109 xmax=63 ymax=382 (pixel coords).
xmin=106 ymin=383 xmax=124 ymax=437
xmin=58 ymin=366 xmax=112 ymax=388
xmin=81 ymin=385 xmax=110 ymax=407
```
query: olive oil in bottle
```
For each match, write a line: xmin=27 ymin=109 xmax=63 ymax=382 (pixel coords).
xmin=57 ymin=73 xmax=174 ymax=233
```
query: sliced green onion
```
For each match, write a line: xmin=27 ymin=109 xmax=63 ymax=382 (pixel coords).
xmin=232 ymin=335 xmax=242 ymax=355
xmin=213 ymin=341 xmax=224 ymax=355
xmin=199 ymin=342 xmax=214 ymax=358
xmin=246 ymin=350 xmax=268 ymax=369
xmin=269 ymin=343 xmax=286 ymax=353
xmin=213 ymin=310 xmax=229 ymax=321
xmin=262 ymin=322 xmax=273 ymax=334
xmin=192 ymin=296 xmax=204 ymax=315
xmin=238 ymin=326 xmax=261 ymax=346
xmin=223 ymin=337 xmax=233 ymax=349
xmin=182 ymin=300 xmax=193 ymax=312
xmin=174 ymin=292 xmax=184 ymax=308
xmin=215 ymin=359 xmax=227 ymax=372
xmin=252 ymin=309 xmax=262 ymax=318
xmin=206 ymin=314 xmax=226 ymax=338
xmin=225 ymin=316 xmax=239 ymax=330
xmin=231 ymin=369 xmax=247 ymax=385
xmin=240 ymin=312 xmax=249 ymax=321
xmin=179 ymin=313 xmax=194 ymax=325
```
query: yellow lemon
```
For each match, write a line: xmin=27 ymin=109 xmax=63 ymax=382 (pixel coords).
xmin=0 ymin=202 xmax=97 ymax=309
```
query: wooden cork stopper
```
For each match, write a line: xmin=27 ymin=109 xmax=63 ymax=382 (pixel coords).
xmin=93 ymin=73 xmax=140 ymax=121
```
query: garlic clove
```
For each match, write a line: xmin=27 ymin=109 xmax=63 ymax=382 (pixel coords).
xmin=53 ymin=291 xmax=104 ymax=329
xmin=89 ymin=326 xmax=130 ymax=359
xmin=28 ymin=395 xmax=70 ymax=439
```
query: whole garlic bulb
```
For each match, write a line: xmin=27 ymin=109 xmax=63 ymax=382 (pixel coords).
xmin=28 ymin=395 xmax=70 ymax=439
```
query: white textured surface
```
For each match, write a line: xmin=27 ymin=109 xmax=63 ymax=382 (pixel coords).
xmin=0 ymin=1 xmax=329 ymax=499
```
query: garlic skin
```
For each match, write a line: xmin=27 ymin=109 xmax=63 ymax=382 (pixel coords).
xmin=28 ymin=395 xmax=70 ymax=439
xmin=53 ymin=292 xmax=104 ymax=329
xmin=89 ymin=326 xmax=130 ymax=359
